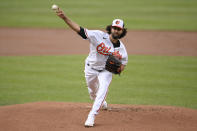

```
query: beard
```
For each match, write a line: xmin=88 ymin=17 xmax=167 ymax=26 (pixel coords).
xmin=112 ymin=33 xmax=121 ymax=39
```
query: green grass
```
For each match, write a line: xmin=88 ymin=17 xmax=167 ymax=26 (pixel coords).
xmin=0 ymin=0 xmax=197 ymax=31
xmin=0 ymin=55 xmax=197 ymax=109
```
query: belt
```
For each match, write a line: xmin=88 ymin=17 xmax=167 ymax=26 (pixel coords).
xmin=87 ymin=63 xmax=103 ymax=72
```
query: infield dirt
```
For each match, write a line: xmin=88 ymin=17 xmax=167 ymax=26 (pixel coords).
xmin=0 ymin=28 xmax=197 ymax=131
xmin=0 ymin=102 xmax=197 ymax=131
xmin=0 ymin=28 xmax=197 ymax=56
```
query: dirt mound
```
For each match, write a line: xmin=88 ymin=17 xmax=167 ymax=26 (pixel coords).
xmin=0 ymin=102 xmax=196 ymax=131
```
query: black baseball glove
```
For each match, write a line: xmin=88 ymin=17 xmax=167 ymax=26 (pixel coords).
xmin=105 ymin=55 xmax=122 ymax=74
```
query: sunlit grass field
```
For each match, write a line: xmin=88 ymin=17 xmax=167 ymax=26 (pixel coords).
xmin=0 ymin=55 xmax=196 ymax=109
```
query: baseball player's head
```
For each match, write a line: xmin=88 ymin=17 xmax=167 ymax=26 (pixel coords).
xmin=106 ymin=19 xmax=127 ymax=39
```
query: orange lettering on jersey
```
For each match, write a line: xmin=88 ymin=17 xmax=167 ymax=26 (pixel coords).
xmin=96 ymin=42 xmax=122 ymax=59
xmin=112 ymin=50 xmax=122 ymax=59
xmin=97 ymin=42 xmax=111 ymax=55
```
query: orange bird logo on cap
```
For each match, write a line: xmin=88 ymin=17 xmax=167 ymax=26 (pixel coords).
xmin=115 ymin=20 xmax=120 ymax=25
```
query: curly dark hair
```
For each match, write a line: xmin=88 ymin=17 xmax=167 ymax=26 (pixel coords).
xmin=106 ymin=25 xmax=127 ymax=39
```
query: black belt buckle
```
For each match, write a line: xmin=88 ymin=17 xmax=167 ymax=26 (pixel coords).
xmin=87 ymin=63 xmax=103 ymax=72
xmin=97 ymin=69 xmax=103 ymax=72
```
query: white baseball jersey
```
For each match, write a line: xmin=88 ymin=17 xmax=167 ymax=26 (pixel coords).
xmin=84 ymin=29 xmax=128 ymax=70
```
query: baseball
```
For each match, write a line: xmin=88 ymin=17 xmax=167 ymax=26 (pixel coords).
xmin=51 ymin=4 xmax=58 ymax=10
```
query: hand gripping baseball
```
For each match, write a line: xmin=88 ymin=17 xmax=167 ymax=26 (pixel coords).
xmin=51 ymin=5 xmax=66 ymax=20
xmin=56 ymin=8 xmax=66 ymax=20
xmin=52 ymin=5 xmax=80 ymax=33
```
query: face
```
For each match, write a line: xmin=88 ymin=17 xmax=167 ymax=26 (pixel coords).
xmin=111 ymin=26 xmax=123 ymax=39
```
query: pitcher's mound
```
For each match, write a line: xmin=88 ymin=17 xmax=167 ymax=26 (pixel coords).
xmin=0 ymin=102 xmax=196 ymax=131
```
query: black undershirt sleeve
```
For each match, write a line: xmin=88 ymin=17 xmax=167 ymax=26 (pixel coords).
xmin=77 ymin=27 xmax=87 ymax=39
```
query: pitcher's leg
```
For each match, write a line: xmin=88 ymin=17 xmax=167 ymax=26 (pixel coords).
xmin=84 ymin=64 xmax=99 ymax=100
xmin=85 ymin=74 xmax=99 ymax=100
xmin=88 ymin=71 xmax=112 ymax=116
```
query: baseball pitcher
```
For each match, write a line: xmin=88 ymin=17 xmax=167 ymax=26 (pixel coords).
xmin=55 ymin=7 xmax=128 ymax=127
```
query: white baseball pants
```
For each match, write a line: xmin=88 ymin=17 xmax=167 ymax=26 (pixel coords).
xmin=84 ymin=63 xmax=112 ymax=116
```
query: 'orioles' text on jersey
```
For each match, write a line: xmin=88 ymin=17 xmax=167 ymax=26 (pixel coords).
xmin=79 ymin=28 xmax=128 ymax=71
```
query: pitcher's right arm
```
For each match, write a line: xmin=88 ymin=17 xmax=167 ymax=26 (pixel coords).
xmin=56 ymin=8 xmax=80 ymax=33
